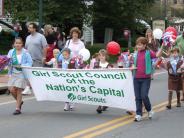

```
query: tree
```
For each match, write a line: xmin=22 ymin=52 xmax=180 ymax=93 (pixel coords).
xmin=4 ymin=0 xmax=88 ymax=34
xmin=91 ymin=0 xmax=155 ymax=42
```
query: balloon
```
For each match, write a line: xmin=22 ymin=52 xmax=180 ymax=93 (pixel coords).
xmin=79 ymin=48 xmax=90 ymax=61
xmin=165 ymin=27 xmax=177 ymax=37
xmin=153 ymin=29 xmax=163 ymax=39
xmin=0 ymin=26 xmax=2 ymax=32
xmin=106 ymin=41 xmax=121 ymax=55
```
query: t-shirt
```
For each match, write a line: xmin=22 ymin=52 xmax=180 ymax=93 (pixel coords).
xmin=135 ymin=50 xmax=156 ymax=78
xmin=175 ymin=35 xmax=184 ymax=55
xmin=17 ymin=54 xmax=22 ymax=64
xmin=65 ymin=39 xmax=85 ymax=58
xmin=25 ymin=32 xmax=47 ymax=61
xmin=99 ymin=62 xmax=109 ymax=69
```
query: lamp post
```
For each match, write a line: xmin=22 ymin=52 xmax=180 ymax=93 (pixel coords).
xmin=38 ymin=0 xmax=43 ymax=31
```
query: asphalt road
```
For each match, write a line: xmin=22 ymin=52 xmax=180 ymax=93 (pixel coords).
xmin=0 ymin=70 xmax=183 ymax=138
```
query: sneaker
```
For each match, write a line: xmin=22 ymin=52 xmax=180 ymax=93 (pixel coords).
xmin=96 ymin=106 xmax=103 ymax=114
xmin=166 ymin=105 xmax=171 ymax=110
xmin=13 ymin=110 xmax=21 ymax=115
xmin=22 ymin=86 xmax=32 ymax=95
xmin=148 ymin=110 xmax=154 ymax=119
xmin=102 ymin=106 xmax=108 ymax=111
xmin=134 ymin=115 xmax=142 ymax=122
xmin=64 ymin=103 xmax=70 ymax=111
xmin=69 ymin=103 xmax=75 ymax=111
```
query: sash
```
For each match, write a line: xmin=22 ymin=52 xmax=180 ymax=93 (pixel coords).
xmin=12 ymin=49 xmax=22 ymax=71
xmin=134 ymin=50 xmax=152 ymax=75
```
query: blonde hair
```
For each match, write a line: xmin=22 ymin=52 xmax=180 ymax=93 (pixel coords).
xmin=70 ymin=27 xmax=81 ymax=38
xmin=44 ymin=24 xmax=53 ymax=36
xmin=170 ymin=47 xmax=180 ymax=54
xmin=53 ymin=49 xmax=60 ymax=58
xmin=99 ymin=49 xmax=109 ymax=61
xmin=145 ymin=28 xmax=153 ymax=38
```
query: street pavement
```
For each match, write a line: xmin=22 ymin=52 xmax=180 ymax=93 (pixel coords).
xmin=0 ymin=70 xmax=183 ymax=138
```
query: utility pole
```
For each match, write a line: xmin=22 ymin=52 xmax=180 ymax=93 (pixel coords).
xmin=38 ymin=0 xmax=43 ymax=31
xmin=163 ymin=0 xmax=167 ymax=18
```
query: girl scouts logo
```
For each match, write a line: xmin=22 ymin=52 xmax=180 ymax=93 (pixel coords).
xmin=68 ymin=93 xmax=76 ymax=101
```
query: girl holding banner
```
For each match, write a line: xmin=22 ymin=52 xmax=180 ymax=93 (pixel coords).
xmin=7 ymin=37 xmax=33 ymax=115
xmin=133 ymin=37 xmax=163 ymax=122
xmin=95 ymin=49 xmax=113 ymax=114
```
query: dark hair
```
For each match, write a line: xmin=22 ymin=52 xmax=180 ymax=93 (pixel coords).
xmin=29 ymin=22 xmax=38 ymax=32
xmin=15 ymin=37 xmax=24 ymax=43
xmin=14 ymin=37 xmax=24 ymax=47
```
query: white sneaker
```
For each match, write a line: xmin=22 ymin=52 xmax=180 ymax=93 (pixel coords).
xmin=69 ymin=103 xmax=75 ymax=110
xmin=148 ymin=110 xmax=154 ymax=119
xmin=64 ymin=103 xmax=70 ymax=111
xmin=134 ymin=115 xmax=142 ymax=122
xmin=22 ymin=86 xmax=32 ymax=95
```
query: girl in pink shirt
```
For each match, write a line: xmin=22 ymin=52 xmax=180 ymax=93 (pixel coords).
xmin=133 ymin=37 xmax=162 ymax=122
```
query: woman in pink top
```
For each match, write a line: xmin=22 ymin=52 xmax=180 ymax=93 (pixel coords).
xmin=133 ymin=37 xmax=163 ymax=122
xmin=64 ymin=27 xmax=85 ymax=110
xmin=65 ymin=27 xmax=85 ymax=58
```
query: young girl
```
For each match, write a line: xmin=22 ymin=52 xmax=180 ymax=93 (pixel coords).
xmin=165 ymin=48 xmax=183 ymax=109
xmin=57 ymin=48 xmax=76 ymax=111
xmin=133 ymin=37 xmax=162 ymax=122
xmin=46 ymin=49 xmax=60 ymax=68
xmin=95 ymin=49 xmax=113 ymax=114
xmin=89 ymin=53 xmax=100 ymax=69
xmin=7 ymin=37 xmax=33 ymax=115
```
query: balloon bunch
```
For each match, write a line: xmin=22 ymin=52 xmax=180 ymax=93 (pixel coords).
xmin=162 ymin=27 xmax=177 ymax=47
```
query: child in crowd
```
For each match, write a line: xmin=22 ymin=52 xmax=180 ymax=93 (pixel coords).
xmin=181 ymin=61 xmax=184 ymax=101
xmin=45 ymin=49 xmax=60 ymax=68
xmin=133 ymin=37 xmax=162 ymax=122
xmin=7 ymin=37 xmax=33 ymax=115
xmin=89 ymin=53 xmax=100 ymax=69
xmin=165 ymin=48 xmax=183 ymax=109
xmin=57 ymin=48 xmax=76 ymax=111
xmin=117 ymin=49 xmax=131 ymax=68
xmin=95 ymin=49 xmax=113 ymax=114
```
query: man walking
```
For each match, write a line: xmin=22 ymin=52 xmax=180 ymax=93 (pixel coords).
xmin=23 ymin=23 xmax=47 ymax=94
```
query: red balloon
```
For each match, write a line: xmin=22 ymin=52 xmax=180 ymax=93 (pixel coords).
xmin=165 ymin=27 xmax=177 ymax=37
xmin=106 ymin=41 xmax=121 ymax=55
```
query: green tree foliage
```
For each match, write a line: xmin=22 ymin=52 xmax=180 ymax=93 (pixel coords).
xmin=4 ymin=0 xmax=88 ymax=32
xmin=91 ymin=0 xmax=155 ymax=42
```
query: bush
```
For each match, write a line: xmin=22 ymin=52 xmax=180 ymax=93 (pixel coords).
xmin=0 ymin=31 xmax=14 ymax=55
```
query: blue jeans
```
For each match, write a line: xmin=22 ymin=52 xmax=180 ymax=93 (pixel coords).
xmin=134 ymin=78 xmax=152 ymax=116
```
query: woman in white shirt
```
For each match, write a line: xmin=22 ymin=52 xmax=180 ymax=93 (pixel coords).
xmin=65 ymin=27 xmax=85 ymax=58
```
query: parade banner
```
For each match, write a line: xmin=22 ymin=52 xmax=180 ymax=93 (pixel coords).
xmin=22 ymin=67 xmax=136 ymax=111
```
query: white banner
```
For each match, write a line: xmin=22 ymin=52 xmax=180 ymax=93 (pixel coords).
xmin=23 ymin=67 xmax=136 ymax=111
xmin=0 ymin=0 xmax=3 ymax=17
